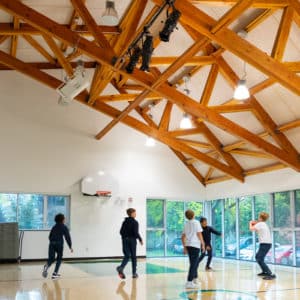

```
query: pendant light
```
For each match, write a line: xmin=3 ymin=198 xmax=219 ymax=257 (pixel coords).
xmin=101 ymin=1 xmax=119 ymax=26
xmin=234 ymin=61 xmax=250 ymax=100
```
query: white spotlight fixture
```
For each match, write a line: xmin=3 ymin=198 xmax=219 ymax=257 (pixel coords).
xmin=180 ymin=113 xmax=192 ymax=129
xmin=145 ymin=137 xmax=156 ymax=147
xmin=233 ymin=79 xmax=250 ymax=100
xmin=98 ymin=171 xmax=105 ymax=176
xmin=101 ymin=0 xmax=119 ymax=26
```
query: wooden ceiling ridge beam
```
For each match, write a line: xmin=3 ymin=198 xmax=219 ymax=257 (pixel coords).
xmin=158 ymin=0 xmax=300 ymax=96
xmin=1 ymin=0 xmax=299 ymax=171
xmin=217 ymin=56 xmax=299 ymax=159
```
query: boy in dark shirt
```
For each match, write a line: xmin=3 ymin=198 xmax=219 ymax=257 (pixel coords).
xmin=117 ymin=208 xmax=143 ymax=279
xmin=198 ymin=217 xmax=221 ymax=271
xmin=42 ymin=213 xmax=73 ymax=279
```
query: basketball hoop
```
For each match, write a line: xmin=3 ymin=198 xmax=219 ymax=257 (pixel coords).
xmin=96 ymin=191 xmax=112 ymax=198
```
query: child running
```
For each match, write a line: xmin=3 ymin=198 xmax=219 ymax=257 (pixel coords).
xmin=181 ymin=209 xmax=205 ymax=289
xmin=117 ymin=208 xmax=143 ymax=279
xmin=198 ymin=217 xmax=221 ymax=271
xmin=249 ymin=212 xmax=276 ymax=280
xmin=42 ymin=213 xmax=73 ymax=279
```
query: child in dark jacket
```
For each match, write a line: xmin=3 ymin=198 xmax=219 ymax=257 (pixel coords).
xmin=198 ymin=217 xmax=221 ymax=271
xmin=42 ymin=213 xmax=73 ymax=279
xmin=117 ymin=208 xmax=143 ymax=279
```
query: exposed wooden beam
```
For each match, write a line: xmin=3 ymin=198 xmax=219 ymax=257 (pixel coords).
xmin=0 ymin=23 xmax=120 ymax=35
xmin=199 ymin=64 xmax=219 ymax=106
xmin=169 ymin=128 xmax=203 ymax=137
xmin=208 ymin=103 xmax=252 ymax=113
xmin=172 ymin=150 xmax=206 ymax=185
xmin=245 ymin=9 xmax=277 ymax=32
xmin=177 ymin=139 xmax=214 ymax=149
xmin=94 ymin=36 xmax=210 ymax=139
xmin=165 ymin=0 xmax=300 ymax=96
xmin=271 ymin=5 xmax=294 ymax=60
xmin=43 ymin=35 xmax=74 ymax=77
xmin=10 ymin=17 xmax=19 ymax=57
xmin=96 ymin=93 xmax=161 ymax=103
xmin=159 ymin=102 xmax=173 ymax=131
xmin=22 ymin=35 xmax=56 ymax=64
xmin=150 ymin=56 xmax=215 ymax=66
xmin=230 ymin=149 xmax=273 ymax=158
xmin=189 ymin=0 xmax=288 ymax=8
xmin=70 ymin=0 xmax=114 ymax=50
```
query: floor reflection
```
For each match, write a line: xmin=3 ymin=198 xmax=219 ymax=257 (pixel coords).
xmin=116 ymin=280 xmax=137 ymax=300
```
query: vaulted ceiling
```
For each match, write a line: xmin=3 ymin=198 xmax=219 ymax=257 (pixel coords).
xmin=0 ymin=0 xmax=299 ymax=186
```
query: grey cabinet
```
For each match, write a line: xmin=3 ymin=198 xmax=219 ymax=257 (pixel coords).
xmin=0 ymin=223 xmax=19 ymax=261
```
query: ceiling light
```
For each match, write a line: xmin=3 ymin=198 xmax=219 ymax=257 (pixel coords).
xmin=146 ymin=137 xmax=156 ymax=147
xmin=98 ymin=171 xmax=105 ymax=176
xmin=233 ymin=79 xmax=250 ymax=100
xmin=84 ymin=177 xmax=93 ymax=182
xmin=233 ymin=60 xmax=250 ymax=100
xmin=101 ymin=0 xmax=118 ymax=26
xmin=180 ymin=113 xmax=192 ymax=129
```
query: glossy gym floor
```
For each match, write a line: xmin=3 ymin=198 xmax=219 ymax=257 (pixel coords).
xmin=0 ymin=258 xmax=299 ymax=300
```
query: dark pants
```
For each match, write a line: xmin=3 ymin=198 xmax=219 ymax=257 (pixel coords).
xmin=47 ymin=242 xmax=63 ymax=273
xmin=199 ymin=245 xmax=213 ymax=268
xmin=186 ymin=246 xmax=200 ymax=281
xmin=255 ymin=243 xmax=272 ymax=275
xmin=119 ymin=238 xmax=137 ymax=274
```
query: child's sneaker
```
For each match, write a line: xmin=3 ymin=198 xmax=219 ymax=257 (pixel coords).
xmin=51 ymin=273 xmax=61 ymax=280
xmin=42 ymin=264 xmax=48 ymax=278
xmin=185 ymin=281 xmax=198 ymax=289
xmin=132 ymin=273 xmax=138 ymax=279
xmin=205 ymin=266 xmax=213 ymax=271
xmin=116 ymin=266 xmax=126 ymax=279
xmin=263 ymin=274 xmax=276 ymax=280
xmin=192 ymin=278 xmax=199 ymax=284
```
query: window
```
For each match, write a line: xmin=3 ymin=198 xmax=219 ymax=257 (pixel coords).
xmin=146 ymin=199 xmax=165 ymax=257
xmin=295 ymin=190 xmax=300 ymax=227
xmin=166 ymin=201 xmax=184 ymax=256
xmin=0 ymin=194 xmax=17 ymax=222
xmin=211 ymin=199 xmax=223 ymax=257
xmin=0 ymin=193 xmax=70 ymax=230
xmin=146 ymin=199 xmax=204 ymax=257
xmin=273 ymin=192 xmax=291 ymax=228
xmin=47 ymin=196 xmax=70 ymax=228
xmin=273 ymin=231 xmax=293 ymax=266
xmin=239 ymin=196 xmax=254 ymax=261
xmin=224 ymin=198 xmax=236 ymax=258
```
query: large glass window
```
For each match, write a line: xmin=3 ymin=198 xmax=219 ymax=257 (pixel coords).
xmin=254 ymin=193 xmax=270 ymax=219
xmin=146 ymin=199 xmax=165 ymax=257
xmin=295 ymin=190 xmax=300 ymax=227
xmin=296 ymin=231 xmax=300 ymax=267
xmin=0 ymin=193 xmax=70 ymax=230
xmin=273 ymin=231 xmax=293 ymax=266
xmin=166 ymin=201 xmax=184 ymax=256
xmin=47 ymin=196 xmax=70 ymax=228
xmin=274 ymin=192 xmax=291 ymax=228
xmin=0 ymin=194 xmax=17 ymax=222
xmin=146 ymin=199 xmax=203 ymax=257
xmin=211 ymin=199 xmax=223 ymax=257
xmin=224 ymin=198 xmax=236 ymax=258
xmin=239 ymin=196 xmax=254 ymax=261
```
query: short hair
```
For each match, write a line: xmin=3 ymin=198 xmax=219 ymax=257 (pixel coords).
xmin=55 ymin=213 xmax=65 ymax=223
xmin=127 ymin=208 xmax=136 ymax=217
xmin=259 ymin=212 xmax=269 ymax=221
xmin=200 ymin=217 xmax=207 ymax=223
xmin=185 ymin=209 xmax=194 ymax=220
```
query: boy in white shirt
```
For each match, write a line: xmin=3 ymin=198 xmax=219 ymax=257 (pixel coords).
xmin=249 ymin=212 xmax=276 ymax=280
xmin=181 ymin=209 xmax=205 ymax=289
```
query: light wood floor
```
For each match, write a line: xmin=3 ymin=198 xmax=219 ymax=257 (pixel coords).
xmin=0 ymin=258 xmax=299 ymax=299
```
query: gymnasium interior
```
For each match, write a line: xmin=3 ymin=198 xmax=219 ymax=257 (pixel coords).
xmin=0 ymin=0 xmax=300 ymax=299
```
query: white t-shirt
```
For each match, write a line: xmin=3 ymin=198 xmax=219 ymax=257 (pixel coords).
xmin=183 ymin=219 xmax=203 ymax=249
xmin=254 ymin=221 xmax=272 ymax=244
